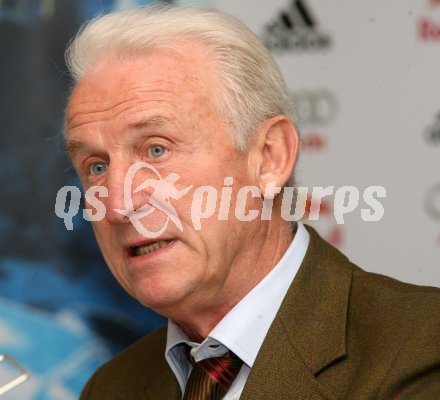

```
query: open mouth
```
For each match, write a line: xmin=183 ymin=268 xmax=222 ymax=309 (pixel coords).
xmin=130 ymin=240 xmax=173 ymax=257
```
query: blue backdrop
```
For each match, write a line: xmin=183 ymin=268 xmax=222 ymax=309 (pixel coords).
xmin=0 ymin=1 xmax=171 ymax=398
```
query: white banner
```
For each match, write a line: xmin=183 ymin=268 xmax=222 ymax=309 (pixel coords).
xmin=205 ymin=0 xmax=440 ymax=286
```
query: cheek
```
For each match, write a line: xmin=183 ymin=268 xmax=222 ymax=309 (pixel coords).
xmin=90 ymin=218 xmax=105 ymax=237
xmin=90 ymin=221 xmax=115 ymax=255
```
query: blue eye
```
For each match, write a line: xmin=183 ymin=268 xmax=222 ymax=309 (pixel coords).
xmin=148 ymin=145 xmax=167 ymax=158
xmin=90 ymin=162 xmax=108 ymax=176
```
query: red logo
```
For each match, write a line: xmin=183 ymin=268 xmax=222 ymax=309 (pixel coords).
xmin=303 ymin=197 xmax=344 ymax=247
xmin=327 ymin=226 xmax=343 ymax=247
xmin=418 ymin=18 xmax=440 ymax=41
xmin=301 ymin=133 xmax=327 ymax=151
xmin=430 ymin=0 xmax=440 ymax=7
xmin=304 ymin=197 xmax=332 ymax=216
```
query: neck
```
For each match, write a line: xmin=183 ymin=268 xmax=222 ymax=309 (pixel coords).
xmin=171 ymin=216 xmax=294 ymax=342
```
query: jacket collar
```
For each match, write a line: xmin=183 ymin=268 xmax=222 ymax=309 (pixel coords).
xmin=241 ymin=225 xmax=352 ymax=399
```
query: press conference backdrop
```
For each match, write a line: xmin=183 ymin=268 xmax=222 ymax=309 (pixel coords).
xmin=0 ymin=0 xmax=438 ymax=399
xmin=208 ymin=0 xmax=440 ymax=289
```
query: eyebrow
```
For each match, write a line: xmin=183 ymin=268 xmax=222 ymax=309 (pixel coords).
xmin=65 ymin=139 xmax=86 ymax=156
xmin=66 ymin=115 xmax=175 ymax=156
xmin=127 ymin=115 xmax=174 ymax=130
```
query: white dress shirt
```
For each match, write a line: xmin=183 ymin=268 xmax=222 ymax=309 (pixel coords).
xmin=165 ymin=222 xmax=310 ymax=399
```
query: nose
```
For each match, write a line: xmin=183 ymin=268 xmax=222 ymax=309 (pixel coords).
xmin=105 ymin=161 xmax=155 ymax=224
xmin=104 ymin=164 xmax=130 ymax=223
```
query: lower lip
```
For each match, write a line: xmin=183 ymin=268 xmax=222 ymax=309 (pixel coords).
xmin=127 ymin=240 xmax=177 ymax=266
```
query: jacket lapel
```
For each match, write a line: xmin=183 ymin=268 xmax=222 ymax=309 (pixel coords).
xmin=138 ymin=327 xmax=181 ymax=400
xmin=144 ymin=365 xmax=181 ymax=400
xmin=240 ymin=226 xmax=352 ymax=400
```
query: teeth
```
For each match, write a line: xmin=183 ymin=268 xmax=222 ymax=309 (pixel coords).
xmin=134 ymin=240 xmax=172 ymax=256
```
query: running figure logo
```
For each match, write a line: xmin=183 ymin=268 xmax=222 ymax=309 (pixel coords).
xmin=115 ymin=162 xmax=192 ymax=238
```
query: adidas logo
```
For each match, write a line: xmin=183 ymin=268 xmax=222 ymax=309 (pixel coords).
xmin=263 ymin=0 xmax=331 ymax=52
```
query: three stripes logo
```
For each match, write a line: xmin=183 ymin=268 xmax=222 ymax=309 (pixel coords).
xmin=263 ymin=0 xmax=331 ymax=52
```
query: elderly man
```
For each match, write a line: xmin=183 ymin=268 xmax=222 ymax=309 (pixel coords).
xmin=65 ymin=5 xmax=440 ymax=400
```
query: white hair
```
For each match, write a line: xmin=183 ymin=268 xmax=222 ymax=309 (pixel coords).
xmin=65 ymin=4 xmax=296 ymax=153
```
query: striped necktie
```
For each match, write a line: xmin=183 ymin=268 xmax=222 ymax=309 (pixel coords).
xmin=183 ymin=348 xmax=243 ymax=400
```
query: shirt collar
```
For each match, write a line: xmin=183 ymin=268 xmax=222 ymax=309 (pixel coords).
xmin=207 ymin=221 xmax=309 ymax=367
xmin=165 ymin=222 xmax=310 ymax=376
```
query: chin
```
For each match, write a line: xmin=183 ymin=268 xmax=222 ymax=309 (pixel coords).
xmin=132 ymin=280 xmax=191 ymax=316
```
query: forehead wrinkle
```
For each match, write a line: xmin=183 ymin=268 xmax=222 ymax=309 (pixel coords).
xmin=67 ymin=47 xmax=222 ymax=137
xmin=67 ymin=81 xmax=178 ymax=120
xmin=127 ymin=114 xmax=175 ymax=130
xmin=67 ymin=95 xmax=175 ymax=131
xmin=67 ymin=95 xmax=140 ymax=128
xmin=109 ymin=86 xmax=177 ymax=105
xmin=124 ymin=84 xmax=177 ymax=94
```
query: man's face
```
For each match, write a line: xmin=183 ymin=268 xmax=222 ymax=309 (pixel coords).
xmin=66 ymin=43 xmax=263 ymax=316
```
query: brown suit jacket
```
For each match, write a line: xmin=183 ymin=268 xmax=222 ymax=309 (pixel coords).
xmin=80 ymin=226 xmax=440 ymax=399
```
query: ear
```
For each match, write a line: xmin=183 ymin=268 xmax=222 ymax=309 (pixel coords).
xmin=256 ymin=116 xmax=299 ymax=196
